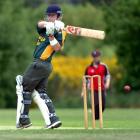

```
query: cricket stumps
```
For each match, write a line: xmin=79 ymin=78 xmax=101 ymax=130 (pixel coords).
xmin=82 ymin=75 xmax=103 ymax=129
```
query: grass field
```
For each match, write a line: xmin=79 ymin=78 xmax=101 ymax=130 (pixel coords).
xmin=0 ymin=108 xmax=140 ymax=140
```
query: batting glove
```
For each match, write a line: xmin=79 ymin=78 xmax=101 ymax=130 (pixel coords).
xmin=45 ymin=22 xmax=55 ymax=36
xmin=54 ymin=20 xmax=65 ymax=32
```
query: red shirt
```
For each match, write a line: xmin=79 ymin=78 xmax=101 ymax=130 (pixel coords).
xmin=85 ymin=62 xmax=110 ymax=91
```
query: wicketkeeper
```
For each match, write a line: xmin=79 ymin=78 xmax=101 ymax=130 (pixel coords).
xmin=16 ymin=4 xmax=67 ymax=129
xmin=82 ymin=50 xmax=110 ymax=119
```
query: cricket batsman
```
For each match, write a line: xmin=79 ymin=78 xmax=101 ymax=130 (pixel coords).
xmin=82 ymin=50 xmax=110 ymax=119
xmin=16 ymin=4 xmax=67 ymax=129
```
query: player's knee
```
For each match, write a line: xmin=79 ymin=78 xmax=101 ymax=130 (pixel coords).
xmin=22 ymin=77 xmax=37 ymax=92
xmin=39 ymin=92 xmax=55 ymax=113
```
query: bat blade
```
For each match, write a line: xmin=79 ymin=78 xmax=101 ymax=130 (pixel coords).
xmin=65 ymin=25 xmax=105 ymax=40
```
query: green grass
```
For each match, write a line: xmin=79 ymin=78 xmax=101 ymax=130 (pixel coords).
xmin=0 ymin=108 xmax=140 ymax=140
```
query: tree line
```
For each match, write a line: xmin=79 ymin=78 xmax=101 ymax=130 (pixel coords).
xmin=0 ymin=0 xmax=139 ymax=108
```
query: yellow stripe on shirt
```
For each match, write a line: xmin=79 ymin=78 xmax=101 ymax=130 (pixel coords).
xmin=40 ymin=45 xmax=54 ymax=60
xmin=61 ymin=31 xmax=67 ymax=50
xmin=40 ymin=31 xmax=67 ymax=60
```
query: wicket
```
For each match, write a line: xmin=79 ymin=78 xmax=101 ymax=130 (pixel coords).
xmin=82 ymin=75 xmax=103 ymax=129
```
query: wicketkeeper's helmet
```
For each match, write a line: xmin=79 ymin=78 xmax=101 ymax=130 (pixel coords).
xmin=46 ymin=5 xmax=62 ymax=18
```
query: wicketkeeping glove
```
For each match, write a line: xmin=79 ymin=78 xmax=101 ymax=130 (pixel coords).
xmin=45 ymin=22 xmax=55 ymax=36
xmin=54 ymin=20 xmax=65 ymax=32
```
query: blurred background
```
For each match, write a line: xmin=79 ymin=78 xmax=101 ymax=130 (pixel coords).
xmin=0 ymin=0 xmax=139 ymax=108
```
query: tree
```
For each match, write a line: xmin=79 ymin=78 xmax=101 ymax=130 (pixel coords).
xmin=104 ymin=0 xmax=140 ymax=90
xmin=0 ymin=0 xmax=33 ymax=107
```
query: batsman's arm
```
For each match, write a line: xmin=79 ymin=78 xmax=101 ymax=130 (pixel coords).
xmin=38 ymin=22 xmax=105 ymax=40
xmin=38 ymin=21 xmax=47 ymax=28
xmin=37 ymin=21 xmax=62 ymax=51
xmin=48 ymin=35 xmax=62 ymax=51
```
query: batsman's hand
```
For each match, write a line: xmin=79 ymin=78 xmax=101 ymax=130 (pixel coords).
xmin=54 ymin=20 xmax=65 ymax=32
xmin=45 ymin=22 xmax=55 ymax=36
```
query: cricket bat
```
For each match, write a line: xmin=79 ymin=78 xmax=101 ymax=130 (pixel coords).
xmin=64 ymin=25 xmax=105 ymax=40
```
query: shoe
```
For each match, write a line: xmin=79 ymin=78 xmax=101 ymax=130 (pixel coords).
xmin=16 ymin=122 xmax=32 ymax=129
xmin=47 ymin=121 xmax=62 ymax=129
xmin=16 ymin=117 xmax=32 ymax=129
xmin=47 ymin=116 xmax=62 ymax=129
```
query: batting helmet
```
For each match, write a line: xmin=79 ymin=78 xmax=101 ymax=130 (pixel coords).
xmin=46 ymin=5 xmax=62 ymax=18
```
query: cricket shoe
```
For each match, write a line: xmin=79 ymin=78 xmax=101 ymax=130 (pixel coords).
xmin=16 ymin=117 xmax=32 ymax=129
xmin=47 ymin=116 xmax=62 ymax=129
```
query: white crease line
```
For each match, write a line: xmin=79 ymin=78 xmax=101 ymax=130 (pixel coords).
xmin=0 ymin=126 xmax=140 ymax=130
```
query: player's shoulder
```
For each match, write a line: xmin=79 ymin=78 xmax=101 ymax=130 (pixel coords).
xmin=100 ymin=62 xmax=109 ymax=69
xmin=85 ymin=64 xmax=94 ymax=75
xmin=86 ymin=64 xmax=93 ymax=70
